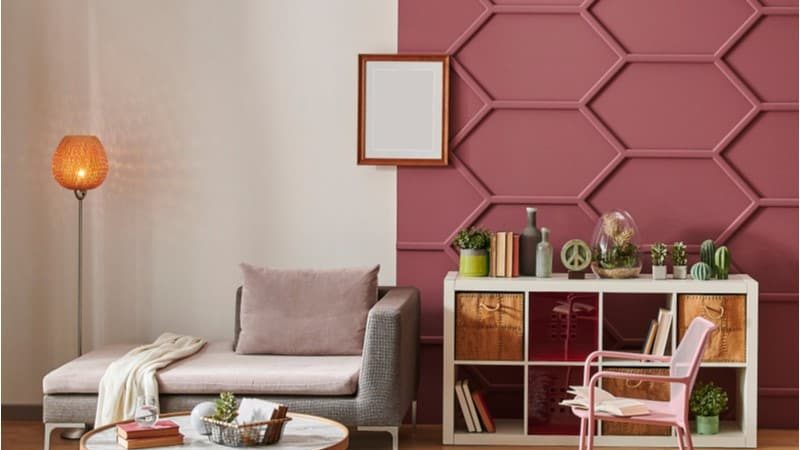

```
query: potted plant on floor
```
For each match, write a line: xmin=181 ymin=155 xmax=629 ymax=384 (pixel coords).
xmin=455 ymin=226 xmax=491 ymax=277
xmin=672 ymin=242 xmax=688 ymax=279
xmin=690 ymin=382 xmax=728 ymax=435
xmin=650 ymin=242 xmax=667 ymax=280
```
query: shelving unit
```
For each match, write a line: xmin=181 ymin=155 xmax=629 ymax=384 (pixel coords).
xmin=443 ymin=272 xmax=758 ymax=447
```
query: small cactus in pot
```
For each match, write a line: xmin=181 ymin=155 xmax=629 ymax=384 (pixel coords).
xmin=691 ymin=262 xmax=713 ymax=281
xmin=650 ymin=242 xmax=667 ymax=280
xmin=700 ymin=240 xmax=717 ymax=278
xmin=715 ymin=246 xmax=731 ymax=280
xmin=672 ymin=242 xmax=688 ymax=279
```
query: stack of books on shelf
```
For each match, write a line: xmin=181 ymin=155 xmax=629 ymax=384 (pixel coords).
xmin=116 ymin=420 xmax=183 ymax=449
xmin=489 ymin=232 xmax=519 ymax=277
xmin=642 ymin=308 xmax=673 ymax=356
xmin=454 ymin=379 xmax=496 ymax=433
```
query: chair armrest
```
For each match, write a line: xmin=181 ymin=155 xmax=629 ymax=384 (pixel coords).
xmin=582 ymin=351 xmax=671 ymax=384
xmin=584 ymin=370 xmax=688 ymax=422
xmin=356 ymin=287 xmax=420 ymax=426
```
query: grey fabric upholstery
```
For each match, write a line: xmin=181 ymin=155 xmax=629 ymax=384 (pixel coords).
xmin=44 ymin=286 xmax=419 ymax=429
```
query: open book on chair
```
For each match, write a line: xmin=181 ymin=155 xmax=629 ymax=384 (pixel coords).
xmin=560 ymin=386 xmax=650 ymax=417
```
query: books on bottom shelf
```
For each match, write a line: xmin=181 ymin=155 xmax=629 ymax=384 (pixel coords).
xmin=454 ymin=379 xmax=496 ymax=433
xmin=560 ymin=386 xmax=649 ymax=417
xmin=117 ymin=420 xmax=183 ymax=448
xmin=489 ymin=232 xmax=520 ymax=278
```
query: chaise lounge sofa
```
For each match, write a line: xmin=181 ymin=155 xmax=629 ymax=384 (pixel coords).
xmin=42 ymin=286 xmax=420 ymax=450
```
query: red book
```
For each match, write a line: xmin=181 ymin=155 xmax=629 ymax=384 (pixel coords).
xmin=512 ymin=234 xmax=520 ymax=277
xmin=117 ymin=420 xmax=180 ymax=440
xmin=471 ymin=390 xmax=496 ymax=433
xmin=118 ymin=433 xmax=184 ymax=449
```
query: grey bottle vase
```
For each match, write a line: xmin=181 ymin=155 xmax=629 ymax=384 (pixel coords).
xmin=519 ymin=207 xmax=541 ymax=276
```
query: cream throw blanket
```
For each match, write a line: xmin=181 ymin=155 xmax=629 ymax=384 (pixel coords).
xmin=95 ymin=333 xmax=206 ymax=427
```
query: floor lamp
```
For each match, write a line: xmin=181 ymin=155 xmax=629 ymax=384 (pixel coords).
xmin=51 ymin=135 xmax=108 ymax=439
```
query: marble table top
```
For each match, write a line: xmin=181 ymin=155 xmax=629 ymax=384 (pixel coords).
xmin=81 ymin=413 xmax=349 ymax=450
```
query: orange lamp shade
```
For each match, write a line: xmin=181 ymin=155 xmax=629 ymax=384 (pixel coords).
xmin=51 ymin=135 xmax=109 ymax=191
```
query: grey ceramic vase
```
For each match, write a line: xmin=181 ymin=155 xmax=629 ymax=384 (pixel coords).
xmin=519 ymin=207 xmax=541 ymax=276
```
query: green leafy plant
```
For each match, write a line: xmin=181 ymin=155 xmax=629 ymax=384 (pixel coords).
xmin=690 ymin=382 xmax=728 ymax=417
xmin=593 ymin=213 xmax=640 ymax=269
xmin=672 ymin=242 xmax=687 ymax=266
xmin=650 ymin=242 xmax=667 ymax=266
xmin=454 ymin=226 xmax=492 ymax=250
xmin=213 ymin=392 xmax=239 ymax=423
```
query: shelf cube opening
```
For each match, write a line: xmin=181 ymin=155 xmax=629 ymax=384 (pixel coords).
xmin=529 ymin=292 xmax=598 ymax=362
xmin=603 ymin=293 xmax=673 ymax=356
xmin=528 ymin=365 xmax=594 ymax=435
xmin=454 ymin=365 xmax=525 ymax=435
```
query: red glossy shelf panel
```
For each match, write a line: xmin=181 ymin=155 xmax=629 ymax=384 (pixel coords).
xmin=529 ymin=292 xmax=598 ymax=362
xmin=528 ymin=365 xmax=595 ymax=435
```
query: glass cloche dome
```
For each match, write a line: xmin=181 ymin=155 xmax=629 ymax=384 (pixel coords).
xmin=590 ymin=209 xmax=642 ymax=279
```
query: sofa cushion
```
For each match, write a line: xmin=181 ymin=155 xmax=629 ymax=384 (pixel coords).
xmin=236 ymin=264 xmax=379 ymax=355
xmin=43 ymin=341 xmax=361 ymax=396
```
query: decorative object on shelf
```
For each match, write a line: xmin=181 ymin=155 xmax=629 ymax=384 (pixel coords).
xmin=700 ymin=239 xmax=717 ymax=278
xmin=678 ymin=294 xmax=745 ymax=362
xmin=357 ymin=54 xmax=449 ymax=166
xmin=691 ymin=262 xmax=713 ymax=280
xmin=455 ymin=292 xmax=524 ymax=361
xmin=519 ymin=207 xmax=541 ymax=276
xmin=590 ymin=210 xmax=642 ymax=279
xmin=690 ymin=381 xmax=728 ymax=435
xmin=190 ymin=401 xmax=217 ymax=435
xmin=535 ymin=227 xmax=552 ymax=278
xmin=650 ymin=242 xmax=667 ymax=280
xmin=51 ymin=135 xmax=109 ymax=441
xmin=455 ymin=227 xmax=491 ymax=277
xmin=672 ymin=242 xmax=688 ymax=280
xmin=561 ymin=239 xmax=592 ymax=279
xmin=715 ymin=246 xmax=731 ymax=280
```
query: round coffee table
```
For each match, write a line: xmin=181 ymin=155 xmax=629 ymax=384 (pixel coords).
xmin=80 ymin=412 xmax=348 ymax=450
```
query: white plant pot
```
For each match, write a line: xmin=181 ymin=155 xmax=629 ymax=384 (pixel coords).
xmin=673 ymin=265 xmax=687 ymax=280
xmin=652 ymin=265 xmax=667 ymax=280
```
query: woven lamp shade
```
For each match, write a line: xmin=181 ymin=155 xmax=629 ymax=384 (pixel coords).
xmin=52 ymin=135 xmax=109 ymax=191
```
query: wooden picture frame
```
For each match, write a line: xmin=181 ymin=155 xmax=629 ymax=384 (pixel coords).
xmin=357 ymin=54 xmax=449 ymax=166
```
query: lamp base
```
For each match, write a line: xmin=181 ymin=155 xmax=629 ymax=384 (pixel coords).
xmin=60 ymin=428 xmax=86 ymax=440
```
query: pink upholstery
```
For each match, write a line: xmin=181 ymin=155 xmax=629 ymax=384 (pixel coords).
xmin=43 ymin=341 xmax=361 ymax=396
xmin=571 ymin=317 xmax=717 ymax=450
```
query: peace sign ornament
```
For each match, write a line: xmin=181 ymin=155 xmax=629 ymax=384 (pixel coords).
xmin=561 ymin=239 xmax=591 ymax=279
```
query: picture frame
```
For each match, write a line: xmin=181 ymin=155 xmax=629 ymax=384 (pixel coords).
xmin=357 ymin=54 xmax=450 ymax=166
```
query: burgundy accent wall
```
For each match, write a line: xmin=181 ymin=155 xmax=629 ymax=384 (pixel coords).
xmin=398 ymin=0 xmax=798 ymax=427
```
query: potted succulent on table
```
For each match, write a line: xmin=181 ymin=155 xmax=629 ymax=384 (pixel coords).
xmin=650 ymin=242 xmax=667 ymax=280
xmin=455 ymin=226 xmax=491 ymax=277
xmin=672 ymin=242 xmax=688 ymax=279
xmin=690 ymin=382 xmax=729 ymax=435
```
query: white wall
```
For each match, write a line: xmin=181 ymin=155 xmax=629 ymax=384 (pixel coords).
xmin=2 ymin=0 xmax=398 ymax=405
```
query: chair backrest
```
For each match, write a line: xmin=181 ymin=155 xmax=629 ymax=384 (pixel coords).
xmin=670 ymin=317 xmax=717 ymax=408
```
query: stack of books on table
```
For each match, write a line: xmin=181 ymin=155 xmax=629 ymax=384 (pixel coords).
xmin=116 ymin=420 xmax=183 ymax=449
xmin=489 ymin=232 xmax=519 ymax=277
xmin=454 ymin=379 xmax=496 ymax=433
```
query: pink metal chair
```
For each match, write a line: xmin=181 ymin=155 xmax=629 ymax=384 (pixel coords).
xmin=571 ymin=317 xmax=717 ymax=450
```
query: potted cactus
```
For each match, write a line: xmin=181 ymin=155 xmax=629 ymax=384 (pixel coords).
xmin=650 ymin=242 xmax=667 ymax=280
xmin=672 ymin=242 xmax=688 ymax=279
xmin=715 ymin=246 xmax=731 ymax=280
xmin=455 ymin=226 xmax=492 ymax=277
xmin=700 ymin=239 xmax=717 ymax=278
xmin=690 ymin=382 xmax=728 ymax=435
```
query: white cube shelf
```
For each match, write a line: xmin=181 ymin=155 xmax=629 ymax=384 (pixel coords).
xmin=443 ymin=272 xmax=758 ymax=447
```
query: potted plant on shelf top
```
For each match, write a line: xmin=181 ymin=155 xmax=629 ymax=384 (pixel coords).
xmin=672 ymin=242 xmax=688 ymax=279
xmin=455 ymin=226 xmax=491 ymax=277
xmin=690 ymin=382 xmax=728 ymax=435
xmin=590 ymin=210 xmax=642 ymax=279
xmin=650 ymin=242 xmax=667 ymax=280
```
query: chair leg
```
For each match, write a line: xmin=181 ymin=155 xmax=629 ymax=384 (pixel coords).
xmin=578 ymin=418 xmax=587 ymax=450
xmin=357 ymin=426 xmax=398 ymax=450
xmin=411 ymin=400 xmax=417 ymax=430
xmin=683 ymin=425 xmax=695 ymax=450
xmin=676 ymin=426 xmax=686 ymax=450
xmin=586 ymin=418 xmax=595 ymax=450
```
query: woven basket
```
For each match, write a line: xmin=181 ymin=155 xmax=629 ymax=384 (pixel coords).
xmin=202 ymin=416 xmax=292 ymax=447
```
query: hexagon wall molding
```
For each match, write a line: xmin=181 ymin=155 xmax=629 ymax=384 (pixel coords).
xmin=398 ymin=0 xmax=798 ymax=426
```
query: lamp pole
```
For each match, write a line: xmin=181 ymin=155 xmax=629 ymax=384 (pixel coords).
xmin=75 ymin=189 xmax=86 ymax=356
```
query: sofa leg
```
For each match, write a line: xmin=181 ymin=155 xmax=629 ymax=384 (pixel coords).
xmin=44 ymin=422 xmax=86 ymax=450
xmin=411 ymin=400 xmax=417 ymax=430
xmin=358 ymin=426 xmax=399 ymax=450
